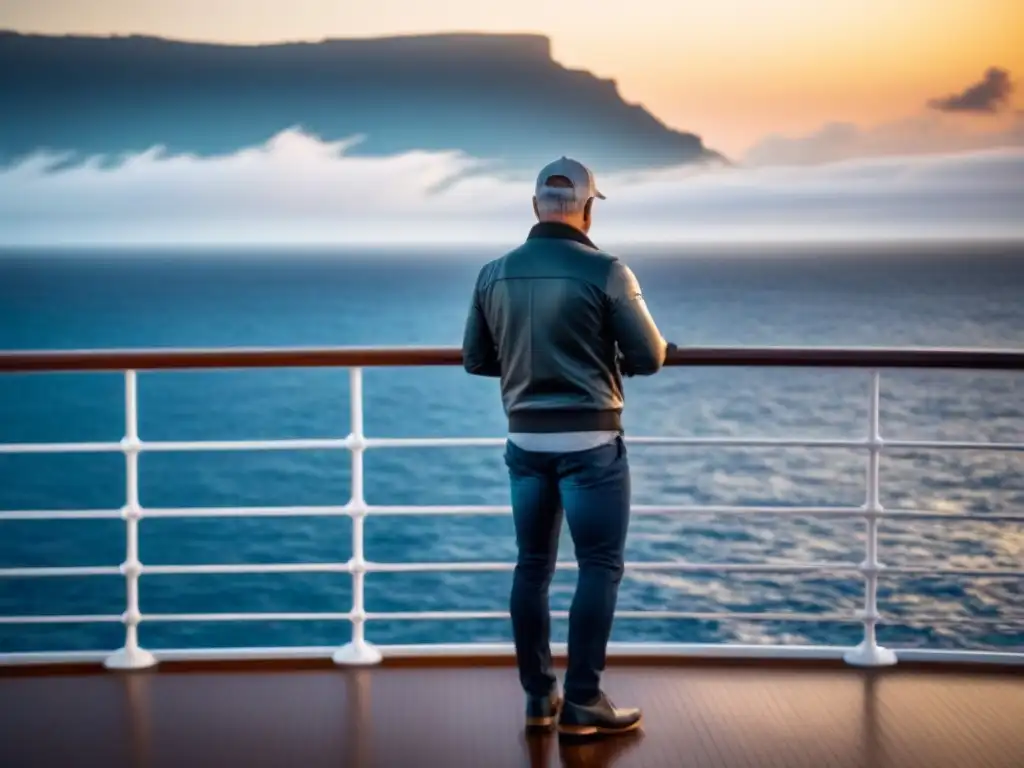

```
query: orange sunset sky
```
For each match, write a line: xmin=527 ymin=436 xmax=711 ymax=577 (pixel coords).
xmin=3 ymin=0 xmax=1023 ymax=155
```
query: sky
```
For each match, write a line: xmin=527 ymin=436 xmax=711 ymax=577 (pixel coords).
xmin=3 ymin=0 xmax=1023 ymax=155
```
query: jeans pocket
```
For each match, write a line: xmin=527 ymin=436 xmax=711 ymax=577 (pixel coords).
xmin=505 ymin=439 xmax=536 ymax=473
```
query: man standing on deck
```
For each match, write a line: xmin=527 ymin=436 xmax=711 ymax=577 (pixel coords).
xmin=461 ymin=157 xmax=671 ymax=738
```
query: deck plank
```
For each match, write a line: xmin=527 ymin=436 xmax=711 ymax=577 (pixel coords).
xmin=1 ymin=664 xmax=1021 ymax=767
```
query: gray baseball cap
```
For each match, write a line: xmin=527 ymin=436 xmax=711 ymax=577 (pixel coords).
xmin=535 ymin=157 xmax=606 ymax=201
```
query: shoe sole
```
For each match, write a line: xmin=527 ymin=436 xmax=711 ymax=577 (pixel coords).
xmin=557 ymin=716 xmax=643 ymax=738
xmin=525 ymin=701 xmax=562 ymax=730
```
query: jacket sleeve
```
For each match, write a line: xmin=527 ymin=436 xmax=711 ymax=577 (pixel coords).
xmin=607 ymin=261 xmax=667 ymax=376
xmin=461 ymin=279 xmax=502 ymax=378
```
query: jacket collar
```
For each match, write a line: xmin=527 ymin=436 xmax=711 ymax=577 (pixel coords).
xmin=527 ymin=222 xmax=597 ymax=249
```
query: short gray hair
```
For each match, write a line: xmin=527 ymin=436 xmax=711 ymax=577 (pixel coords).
xmin=535 ymin=175 xmax=588 ymax=216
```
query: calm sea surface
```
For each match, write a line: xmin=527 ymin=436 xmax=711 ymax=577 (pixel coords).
xmin=1 ymin=243 xmax=1022 ymax=654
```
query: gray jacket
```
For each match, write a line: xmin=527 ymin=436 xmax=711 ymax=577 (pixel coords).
xmin=462 ymin=222 xmax=668 ymax=433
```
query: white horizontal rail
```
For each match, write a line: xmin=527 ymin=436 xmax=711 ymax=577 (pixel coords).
xmin=366 ymin=560 xmax=860 ymax=574
xmin=360 ymin=610 xmax=1019 ymax=625
xmin=884 ymin=439 xmax=1024 ymax=452
xmin=0 ymin=509 xmax=126 ymax=521
xmin=143 ymin=505 xmax=352 ymax=519
xmin=3 ymin=561 xmax=1016 ymax=580
xmin=883 ymin=566 xmax=1023 ymax=577
xmin=366 ymin=504 xmax=857 ymax=517
xmin=2 ymin=561 xmax=1019 ymax=579
xmin=141 ymin=563 xmax=351 ymax=575
xmin=366 ymin=437 xmax=506 ymax=449
xmin=140 ymin=612 xmax=354 ymax=622
xmin=0 ymin=615 xmax=124 ymax=625
xmin=0 ymin=441 xmax=123 ymax=454
xmin=0 ymin=566 xmax=121 ymax=577
xmin=3 ymin=437 xmax=1023 ymax=455
xmin=883 ymin=510 xmax=1024 ymax=522
xmin=371 ymin=610 xmax=1024 ymax=626
xmin=1 ymin=610 xmax=1019 ymax=626
xmin=141 ymin=438 xmax=351 ymax=452
xmin=5 ymin=505 xmax=1024 ymax=522
xmin=1 ymin=364 xmax=1023 ymax=671
xmin=4 ymin=505 xmax=1024 ymax=522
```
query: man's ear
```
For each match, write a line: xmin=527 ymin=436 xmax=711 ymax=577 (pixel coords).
xmin=532 ymin=197 xmax=540 ymax=220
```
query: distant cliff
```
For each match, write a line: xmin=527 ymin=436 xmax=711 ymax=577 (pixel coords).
xmin=0 ymin=31 xmax=721 ymax=171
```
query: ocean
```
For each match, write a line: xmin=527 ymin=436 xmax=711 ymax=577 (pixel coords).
xmin=1 ymin=243 xmax=1022 ymax=655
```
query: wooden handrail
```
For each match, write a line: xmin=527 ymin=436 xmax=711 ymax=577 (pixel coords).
xmin=0 ymin=346 xmax=1023 ymax=373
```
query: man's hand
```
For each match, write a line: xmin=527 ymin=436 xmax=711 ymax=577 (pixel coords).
xmin=618 ymin=341 xmax=677 ymax=376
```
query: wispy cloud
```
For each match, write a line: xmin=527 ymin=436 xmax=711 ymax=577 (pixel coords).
xmin=1 ymin=130 xmax=1022 ymax=246
xmin=745 ymin=68 xmax=1021 ymax=169
xmin=744 ymin=113 xmax=1024 ymax=168
xmin=928 ymin=67 xmax=1014 ymax=114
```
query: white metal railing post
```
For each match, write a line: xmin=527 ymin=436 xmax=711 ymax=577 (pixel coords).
xmin=104 ymin=370 xmax=158 ymax=670
xmin=844 ymin=370 xmax=897 ymax=667
xmin=333 ymin=367 xmax=383 ymax=665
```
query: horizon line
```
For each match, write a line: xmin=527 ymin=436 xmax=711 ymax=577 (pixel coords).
xmin=4 ymin=235 xmax=1023 ymax=252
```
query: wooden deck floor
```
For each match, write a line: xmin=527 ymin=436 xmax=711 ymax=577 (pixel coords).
xmin=1 ymin=661 xmax=1022 ymax=767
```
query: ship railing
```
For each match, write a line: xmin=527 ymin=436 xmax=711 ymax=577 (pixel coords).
xmin=0 ymin=346 xmax=1022 ymax=670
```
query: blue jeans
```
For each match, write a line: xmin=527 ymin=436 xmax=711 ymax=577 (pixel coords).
xmin=504 ymin=436 xmax=631 ymax=704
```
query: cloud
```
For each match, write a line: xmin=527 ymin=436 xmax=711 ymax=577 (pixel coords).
xmin=744 ymin=113 xmax=1024 ymax=168
xmin=0 ymin=129 xmax=1022 ymax=246
xmin=745 ymin=68 xmax=1021 ymax=169
xmin=928 ymin=67 xmax=1014 ymax=114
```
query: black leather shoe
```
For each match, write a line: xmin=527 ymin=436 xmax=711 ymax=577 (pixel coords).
xmin=525 ymin=691 xmax=562 ymax=730
xmin=557 ymin=693 xmax=642 ymax=738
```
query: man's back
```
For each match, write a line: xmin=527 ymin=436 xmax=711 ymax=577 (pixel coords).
xmin=463 ymin=221 xmax=667 ymax=434
xmin=461 ymin=157 xmax=668 ymax=738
